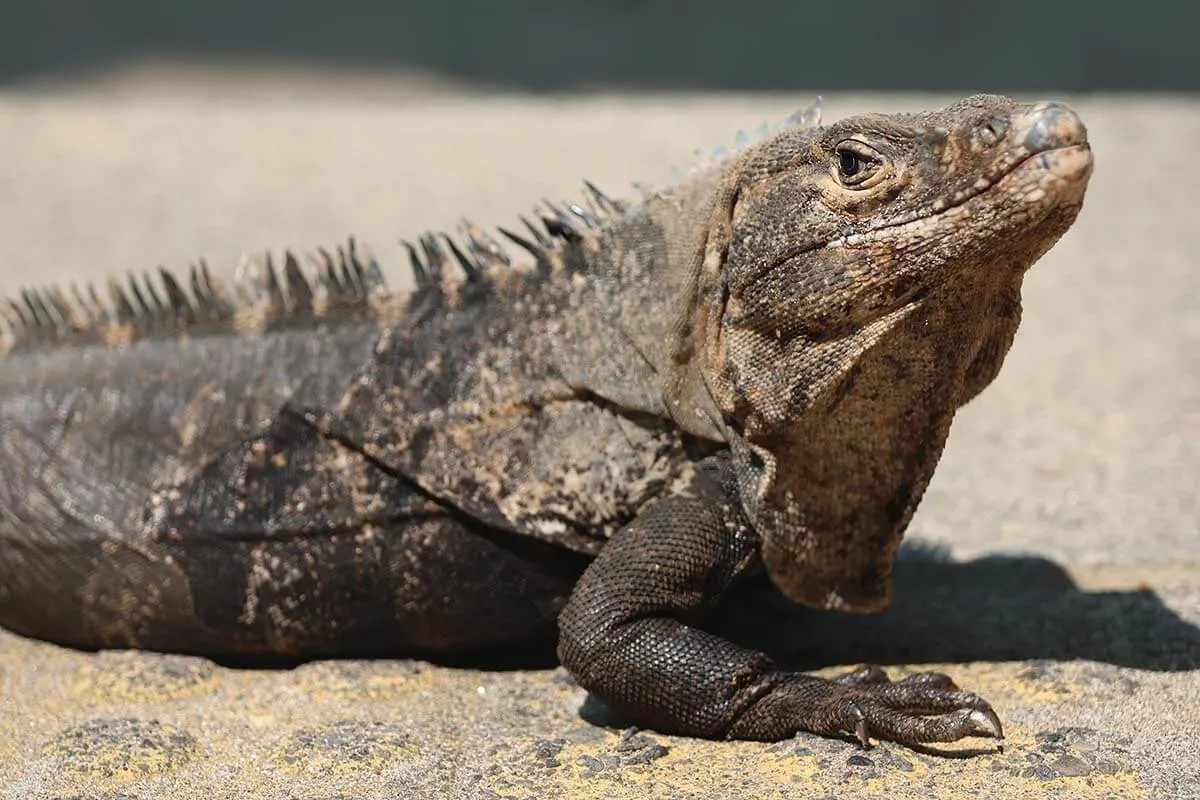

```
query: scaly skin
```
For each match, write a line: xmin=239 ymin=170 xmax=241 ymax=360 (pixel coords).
xmin=0 ymin=95 xmax=1092 ymax=747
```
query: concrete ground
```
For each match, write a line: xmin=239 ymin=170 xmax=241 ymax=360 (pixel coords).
xmin=0 ymin=79 xmax=1196 ymax=799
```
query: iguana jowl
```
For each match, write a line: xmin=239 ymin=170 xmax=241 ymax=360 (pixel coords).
xmin=0 ymin=95 xmax=1092 ymax=746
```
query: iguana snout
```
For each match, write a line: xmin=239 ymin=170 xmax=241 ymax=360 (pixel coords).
xmin=1018 ymin=101 xmax=1088 ymax=154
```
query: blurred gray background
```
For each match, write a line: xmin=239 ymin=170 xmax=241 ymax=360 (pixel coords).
xmin=2 ymin=0 xmax=1196 ymax=93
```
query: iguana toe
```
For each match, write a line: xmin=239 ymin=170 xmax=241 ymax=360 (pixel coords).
xmin=834 ymin=672 xmax=1005 ymax=746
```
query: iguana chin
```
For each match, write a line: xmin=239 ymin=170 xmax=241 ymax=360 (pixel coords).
xmin=0 ymin=94 xmax=1092 ymax=747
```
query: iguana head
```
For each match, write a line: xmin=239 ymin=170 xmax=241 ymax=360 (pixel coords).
xmin=676 ymin=94 xmax=1093 ymax=610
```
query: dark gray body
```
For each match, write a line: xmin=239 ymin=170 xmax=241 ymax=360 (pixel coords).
xmin=0 ymin=264 xmax=672 ymax=657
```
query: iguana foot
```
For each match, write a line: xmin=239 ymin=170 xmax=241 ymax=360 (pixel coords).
xmin=773 ymin=666 xmax=1004 ymax=747
xmin=726 ymin=664 xmax=1003 ymax=745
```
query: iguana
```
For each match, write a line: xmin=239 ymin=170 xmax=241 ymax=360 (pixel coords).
xmin=0 ymin=94 xmax=1092 ymax=747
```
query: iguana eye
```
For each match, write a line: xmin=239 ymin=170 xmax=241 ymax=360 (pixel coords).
xmin=838 ymin=149 xmax=862 ymax=176
xmin=833 ymin=140 xmax=885 ymax=188
xmin=978 ymin=115 xmax=1008 ymax=147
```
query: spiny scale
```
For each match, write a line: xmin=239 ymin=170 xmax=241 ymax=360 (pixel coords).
xmin=0 ymin=195 xmax=575 ymax=349
xmin=0 ymin=99 xmax=826 ymax=353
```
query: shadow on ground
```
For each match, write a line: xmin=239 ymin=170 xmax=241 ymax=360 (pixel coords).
xmin=201 ymin=546 xmax=1200 ymax=674
xmin=4 ymin=0 xmax=1197 ymax=92
xmin=719 ymin=548 xmax=1200 ymax=673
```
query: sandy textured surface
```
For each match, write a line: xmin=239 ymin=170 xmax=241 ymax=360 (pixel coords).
xmin=0 ymin=89 xmax=1197 ymax=799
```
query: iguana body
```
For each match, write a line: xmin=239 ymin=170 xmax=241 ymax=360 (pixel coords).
xmin=0 ymin=95 xmax=1092 ymax=746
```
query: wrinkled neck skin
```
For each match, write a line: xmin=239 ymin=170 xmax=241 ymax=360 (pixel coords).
xmin=731 ymin=265 xmax=1027 ymax=612
xmin=674 ymin=212 xmax=1033 ymax=612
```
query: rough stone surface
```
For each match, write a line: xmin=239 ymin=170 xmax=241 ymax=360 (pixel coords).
xmin=0 ymin=88 xmax=1196 ymax=799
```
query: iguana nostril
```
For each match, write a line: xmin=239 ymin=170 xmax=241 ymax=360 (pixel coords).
xmin=1023 ymin=102 xmax=1087 ymax=152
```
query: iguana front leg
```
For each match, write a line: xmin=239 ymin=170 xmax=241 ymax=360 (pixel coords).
xmin=557 ymin=456 xmax=1003 ymax=746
